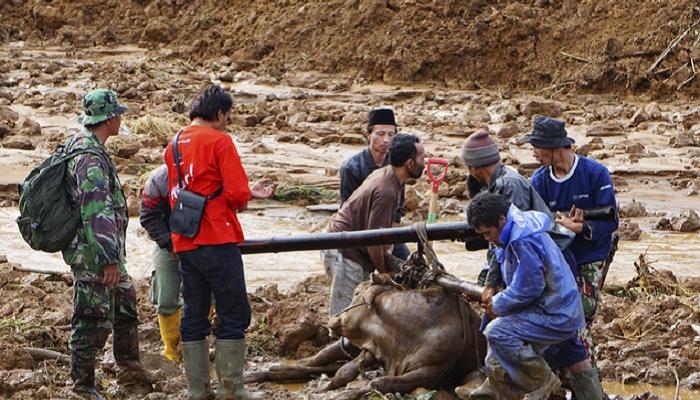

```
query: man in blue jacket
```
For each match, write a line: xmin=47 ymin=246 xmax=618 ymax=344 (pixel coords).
xmin=467 ymin=193 xmax=586 ymax=400
xmin=523 ymin=116 xmax=619 ymax=372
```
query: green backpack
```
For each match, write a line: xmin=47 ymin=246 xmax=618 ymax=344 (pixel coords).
xmin=16 ymin=144 xmax=109 ymax=253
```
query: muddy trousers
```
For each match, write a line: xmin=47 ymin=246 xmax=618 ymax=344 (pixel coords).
xmin=321 ymin=249 xmax=370 ymax=316
xmin=484 ymin=314 xmax=577 ymax=399
xmin=70 ymin=272 xmax=140 ymax=391
xmin=149 ymin=245 xmax=182 ymax=315
xmin=575 ymin=260 xmax=605 ymax=368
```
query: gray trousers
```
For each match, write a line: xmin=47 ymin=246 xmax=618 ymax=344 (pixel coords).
xmin=321 ymin=249 xmax=370 ymax=316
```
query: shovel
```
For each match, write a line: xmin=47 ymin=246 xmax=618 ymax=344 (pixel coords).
xmin=426 ymin=158 xmax=449 ymax=224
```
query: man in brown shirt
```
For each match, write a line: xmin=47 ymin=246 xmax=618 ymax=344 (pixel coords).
xmin=323 ymin=133 xmax=425 ymax=315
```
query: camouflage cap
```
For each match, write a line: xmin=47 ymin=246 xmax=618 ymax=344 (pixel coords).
xmin=77 ymin=89 xmax=128 ymax=126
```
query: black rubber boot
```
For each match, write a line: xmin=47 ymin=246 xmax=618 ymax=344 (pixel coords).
xmin=571 ymin=368 xmax=605 ymax=400
xmin=71 ymin=356 xmax=105 ymax=400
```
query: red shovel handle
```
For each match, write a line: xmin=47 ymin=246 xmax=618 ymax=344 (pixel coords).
xmin=427 ymin=158 xmax=449 ymax=193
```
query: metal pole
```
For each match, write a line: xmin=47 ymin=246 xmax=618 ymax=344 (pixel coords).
xmin=238 ymin=222 xmax=478 ymax=255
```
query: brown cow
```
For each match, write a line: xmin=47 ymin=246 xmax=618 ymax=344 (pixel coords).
xmin=246 ymin=275 xmax=487 ymax=399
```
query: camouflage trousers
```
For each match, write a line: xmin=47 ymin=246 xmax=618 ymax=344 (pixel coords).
xmin=575 ymin=260 xmax=605 ymax=368
xmin=70 ymin=270 xmax=140 ymax=389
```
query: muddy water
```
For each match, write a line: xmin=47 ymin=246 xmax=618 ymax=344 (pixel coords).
xmin=604 ymin=382 xmax=692 ymax=400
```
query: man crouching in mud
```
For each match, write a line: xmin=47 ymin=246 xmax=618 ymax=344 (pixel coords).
xmin=467 ymin=193 xmax=586 ymax=400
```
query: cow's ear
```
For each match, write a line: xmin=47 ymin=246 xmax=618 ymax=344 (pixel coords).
xmin=369 ymin=273 xmax=385 ymax=285
xmin=362 ymin=285 xmax=392 ymax=306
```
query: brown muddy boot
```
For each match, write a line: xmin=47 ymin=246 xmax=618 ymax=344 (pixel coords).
xmin=468 ymin=377 xmax=497 ymax=399
xmin=71 ymin=357 xmax=105 ymax=400
xmin=523 ymin=370 xmax=561 ymax=400
xmin=113 ymin=322 xmax=155 ymax=394
xmin=214 ymin=339 xmax=263 ymax=400
xmin=116 ymin=360 xmax=156 ymax=395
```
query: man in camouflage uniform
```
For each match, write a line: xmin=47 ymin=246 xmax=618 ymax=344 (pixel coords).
xmin=62 ymin=89 xmax=153 ymax=399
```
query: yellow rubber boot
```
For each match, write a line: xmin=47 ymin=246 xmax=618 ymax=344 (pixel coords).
xmin=158 ymin=308 xmax=182 ymax=362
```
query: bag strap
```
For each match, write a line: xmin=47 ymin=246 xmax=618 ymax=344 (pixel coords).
xmin=172 ymin=130 xmax=222 ymax=200
xmin=172 ymin=130 xmax=185 ymax=189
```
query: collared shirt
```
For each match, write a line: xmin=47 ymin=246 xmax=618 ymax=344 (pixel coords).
xmin=531 ymin=155 xmax=618 ymax=265
xmin=329 ymin=165 xmax=402 ymax=271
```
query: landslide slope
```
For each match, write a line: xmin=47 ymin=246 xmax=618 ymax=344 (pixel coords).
xmin=2 ymin=0 xmax=700 ymax=95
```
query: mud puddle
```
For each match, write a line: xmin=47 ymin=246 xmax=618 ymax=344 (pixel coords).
xmin=604 ymin=382 xmax=693 ymax=400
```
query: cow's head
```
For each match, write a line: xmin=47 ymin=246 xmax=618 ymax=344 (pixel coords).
xmin=329 ymin=275 xmax=397 ymax=339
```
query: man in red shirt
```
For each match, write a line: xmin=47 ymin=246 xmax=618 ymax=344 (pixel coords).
xmin=164 ymin=84 xmax=272 ymax=400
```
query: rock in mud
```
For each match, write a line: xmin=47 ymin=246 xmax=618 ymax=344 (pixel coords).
xmin=340 ymin=133 xmax=365 ymax=145
xmin=669 ymin=209 xmax=700 ymax=232
xmin=630 ymin=108 xmax=649 ymax=127
xmin=618 ymin=219 xmax=642 ymax=241
xmin=682 ymin=371 xmax=700 ymax=389
xmin=645 ymin=102 xmax=662 ymax=120
xmin=288 ymin=112 xmax=308 ymax=126
xmin=19 ymin=117 xmax=41 ymax=136
xmin=520 ymin=99 xmax=562 ymax=118
xmin=277 ymin=132 xmax=295 ymax=143
xmin=141 ymin=18 xmax=172 ymax=43
xmin=0 ymin=106 xmax=19 ymax=124
xmin=107 ymin=136 xmax=140 ymax=158
xmin=251 ymin=143 xmax=273 ymax=154
xmin=488 ymin=101 xmax=519 ymax=123
xmin=2 ymin=136 xmax=34 ymax=150
xmin=619 ymin=199 xmax=648 ymax=218
xmin=495 ymin=121 xmax=520 ymax=138
xmin=463 ymin=104 xmax=490 ymax=124
xmin=586 ymin=120 xmax=624 ymax=137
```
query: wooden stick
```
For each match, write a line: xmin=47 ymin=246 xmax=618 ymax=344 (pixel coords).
xmin=533 ymin=81 xmax=576 ymax=95
xmin=12 ymin=265 xmax=68 ymax=275
xmin=673 ymin=367 xmax=681 ymax=400
xmin=678 ymin=74 xmax=695 ymax=90
xmin=24 ymin=347 xmax=70 ymax=364
xmin=611 ymin=50 xmax=662 ymax=59
xmin=561 ymin=51 xmax=592 ymax=63
xmin=648 ymin=20 xmax=700 ymax=75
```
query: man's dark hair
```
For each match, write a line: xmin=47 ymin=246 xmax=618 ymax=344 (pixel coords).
xmin=189 ymin=84 xmax=233 ymax=121
xmin=389 ymin=133 xmax=420 ymax=167
xmin=467 ymin=193 xmax=512 ymax=228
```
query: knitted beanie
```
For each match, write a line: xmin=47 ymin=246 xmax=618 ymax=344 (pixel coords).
xmin=461 ymin=129 xmax=500 ymax=167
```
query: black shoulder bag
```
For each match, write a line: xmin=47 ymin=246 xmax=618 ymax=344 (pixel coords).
xmin=168 ymin=131 xmax=222 ymax=238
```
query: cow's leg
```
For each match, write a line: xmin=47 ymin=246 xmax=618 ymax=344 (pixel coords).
xmin=367 ymin=366 xmax=444 ymax=394
xmin=299 ymin=337 xmax=358 ymax=367
xmin=322 ymin=351 xmax=376 ymax=391
xmin=244 ymin=363 xmax=344 ymax=384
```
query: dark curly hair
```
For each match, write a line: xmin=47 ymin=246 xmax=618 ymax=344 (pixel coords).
xmin=189 ymin=84 xmax=233 ymax=121
xmin=467 ymin=193 xmax=512 ymax=228
xmin=389 ymin=133 xmax=420 ymax=167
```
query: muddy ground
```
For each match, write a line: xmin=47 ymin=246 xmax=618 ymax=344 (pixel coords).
xmin=1 ymin=4 xmax=700 ymax=398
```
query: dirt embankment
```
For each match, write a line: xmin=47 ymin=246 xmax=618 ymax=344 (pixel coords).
xmin=3 ymin=0 xmax=700 ymax=97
